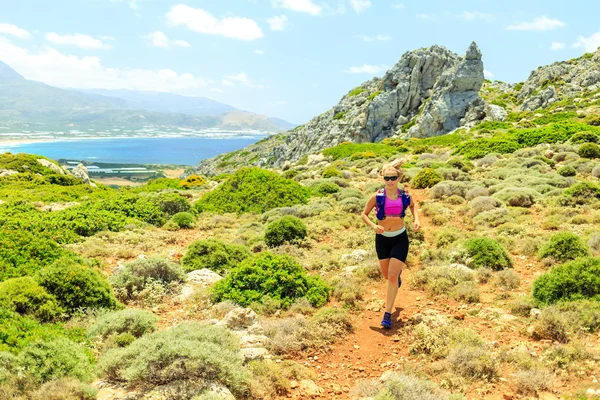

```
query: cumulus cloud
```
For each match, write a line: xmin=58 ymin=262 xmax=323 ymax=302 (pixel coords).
xmin=355 ymin=34 xmax=391 ymax=42
xmin=345 ymin=64 xmax=388 ymax=74
xmin=166 ymin=4 xmax=264 ymax=41
xmin=572 ymin=32 xmax=600 ymax=53
xmin=551 ymin=41 xmax=565 ymax=50
xmin=507 ymin=16 xmax=565 ymax=31
xmin=267 ymin=15 xmax=288 ymax=31
xmin=484 ymin=69 xmax=494 ymax=79
xmin=143 ymin=31 xmax=191 ymax=48
xmin=350 ymin=0 xmax=371 ymax=14
xmin=272 ymin=0 xmax=322 ymax=15
xmin=45 ymin=32 xmax=112 ymax=49
xmin=0 ymin=23 xmax=31 ymax=39
xmin=0 ymin=36 xmax=207 ymax=93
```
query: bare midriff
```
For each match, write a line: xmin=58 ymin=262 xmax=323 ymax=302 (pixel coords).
xmin=378 ymin=215 xmax=405 ymax=232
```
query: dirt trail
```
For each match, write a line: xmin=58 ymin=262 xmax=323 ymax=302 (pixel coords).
xmin=285 ymin=188 xmax=445 ymax=399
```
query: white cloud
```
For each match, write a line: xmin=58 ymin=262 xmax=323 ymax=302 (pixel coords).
xmin=254 ymin=49 xmax=265 ymax=55
xmin=345 ymin=64 xmax=388 ymax=74
xmin=272 ymin=0 xmax=322 ymax=15
xmin=221 ymin=79 xmax=234 ymax=86
xmin=0 ymin=23 xmax=31 ymax=39
xmin=350 ymin=0 xmax=371 ymax=14
xmin=392 ymin=3 xmax=404 ymax=9
xmin=573 ymin=32 xmax=600 ymax=52
xmin=45 ymin=32 xmax=112 ymax=49
xmin=355 ymin=34 xmax=391 ymax=42
xmin=507 ymin=16 xmax=565 ymax=31
xmin=0 ymin=36 xmax=207 ymax=94
xmin=224 ymin=72 xmax=265 ymax=88
xmin=267 ymin=15 xmax=288 ymax=31
xmin=457 ymin=11 xmax=493 ymax=21
xmin=551 ymin=41 xmax=565 ymax=50
xmin=484 ymin=69 xmax=494 ymax=79
xmin=143 ymin=31 xmax=191 ymax=48
xmin=416 ymin=14 xmax=432 ymax=20
xmin=166 ymin=4 xmax=264 ymax=41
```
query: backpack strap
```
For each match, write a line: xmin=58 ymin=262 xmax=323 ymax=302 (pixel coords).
xmin=375 ymin=188 xmax=386 ymax=220
xmin=399 ymin=189 xmax=411 ymax=218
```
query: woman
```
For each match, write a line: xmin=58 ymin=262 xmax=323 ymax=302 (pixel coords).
xmin=361 ymin=159 xmax=420 ymax=329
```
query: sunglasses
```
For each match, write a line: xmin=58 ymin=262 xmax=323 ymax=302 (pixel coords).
xmin=383 ymin=176 xmax=398 ymax=181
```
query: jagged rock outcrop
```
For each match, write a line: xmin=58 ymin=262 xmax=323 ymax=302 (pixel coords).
xmin=37 ymin=159 xmax=66 ymax=175
xmin=518 ymin=47 xmax=600 ymax=111
xmin=190 ymin=42 xmax=496 ymax=176
xmin=71 ymin=163 xmax=97 ymax=187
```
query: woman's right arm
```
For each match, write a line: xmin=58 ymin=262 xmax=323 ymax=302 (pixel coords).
xmin=362 ymin=195 xmax=384 ymax=233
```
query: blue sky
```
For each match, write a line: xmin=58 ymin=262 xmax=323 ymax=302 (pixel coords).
xmin=0 ymin=0 xmax=599 ymax=123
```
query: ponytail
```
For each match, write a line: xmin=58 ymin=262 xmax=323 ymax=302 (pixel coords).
xmin=381 ymin=158 xmax=405 ymax=178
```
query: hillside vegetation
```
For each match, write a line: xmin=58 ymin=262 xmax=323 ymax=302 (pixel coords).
xmin=1 ymin=50 xmax=600 ymax=400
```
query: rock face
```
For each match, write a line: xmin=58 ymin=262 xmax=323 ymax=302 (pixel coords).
xmin=37 ymin=159 xmax=66 ymax=175
xmin=190 ymin=42 xmax=493 ymax=176
xmin=71 ymin=163 xmax=94 ymax=186
xmin=518 ymin=47 xmax=600 ymax=111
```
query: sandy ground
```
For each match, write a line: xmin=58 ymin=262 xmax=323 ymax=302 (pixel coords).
xmin=92 ymin=177 xmax=143 ymax=187
xmin=0 ymin=138 xmax=54 ymax=148
xmin=162 ymin=168 xmax=185 ymax=178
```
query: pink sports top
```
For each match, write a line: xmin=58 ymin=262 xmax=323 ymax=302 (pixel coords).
xmin=384 ymin=194 xmax=404 ymax=217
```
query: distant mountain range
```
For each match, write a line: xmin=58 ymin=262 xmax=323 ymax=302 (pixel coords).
xmin=0 ymin=60 xmax=295 ymax=133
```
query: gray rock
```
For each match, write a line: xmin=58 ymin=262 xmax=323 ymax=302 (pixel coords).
xmin=217 ymin=307 xmax=258 ymax=330
xmin=530 ymin=308 xmax=542 ymax=319
xmin=0 ymin=169 xmax=19 ymax=177
xmin=240 ymin=347 xmax=269 ymax=361
xmin=521 ymin=86 xmax=558 ymax=111
xmin=71 ymin=163 xmax=96 ymax=187
xmin=341 ymin=249 xmax=369 ymax=263
xmin=187 ymin=268 xmax=222 ymax=286
xmin=37 ymin=159 xmax=65 ymax=175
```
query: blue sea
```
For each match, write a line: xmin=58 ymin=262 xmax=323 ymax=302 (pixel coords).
xmin=0 ymin=136 xmax=268 ymax=165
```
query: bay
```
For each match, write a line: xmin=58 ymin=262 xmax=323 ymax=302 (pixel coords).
xmin=0 ymin=136 xmax=268 ymax=165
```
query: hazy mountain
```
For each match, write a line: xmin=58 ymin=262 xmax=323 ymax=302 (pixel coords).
xmin=77 ymin=88 xmax=237 ymax=116
xmin=269 ymin=117 xmax=297 ymax=130
xmin=0 ymin=60 xmax=289 ymax=132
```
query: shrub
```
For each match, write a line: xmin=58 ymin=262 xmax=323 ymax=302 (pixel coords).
xmin=579 ymin=143 xmax=600 ymax=158
xmin=0 ymin=277 xmax=63 ymax=321
xmin=211 ymin=252 xmax=330 ymax=308
xmin=340 ymin=197 xmax=363 ymax=214
xmin=321 ymin=166 xmax=342 ymax=178
xmin=98 ymin=323 xmax=249 ymax=397
xmin=17 ymin=338 xmax=92 ymax=383
xmin=322 ymin=142 xmax=397 ymax=160
xmin=434 ymin=228 xmax=461 ymax=248
xmin=557 ymin=165 xmax=577 ymax=177
xmin=372 ymin=373 xmax=453 ymax=400
xmin=368 ymin=91 xmax=382 ymax=100
xmin=109 ymin=258 xmax=186 ymax=301
xmin=448 ymin=346 xmax=498 ymax=381
xmin=533 ymin=257 xmax=600 ymax=305
xmin=412 ymin=168 xmax=443 ymax=189
xmin=453 ymin=238 xmax=512 ymax=270
xmin=87 ymin=309 xmax=158 ymax=340
xmin=333 ymin=111 xmax=346 ymax=120
xmin=195 ymin=167 xmax=309 ymax=214
xmin=529 ymin=308 xmax=570 ymax=342
xmin=468 ymin=196 xmax=502 ymax=215
xmin=514 ymin=369 xmax=552 ymax=395
xmin=180 ymin=174 xmax=206 ymax=189
xmin=167 ymin=212 xmax=196 ymax=229
xmin=495 ymin=270 xmax=521 ymax=290
xmin=310 ymin=182 xmax=340 ymax=196
xmin=181 ymin=239 xmax=252 ymax=273
xmin=28 ymin=379 xmax=98 ymax=400
xmin=264 ymin=216 xmax=307 ymax=247
xmin=563 ymin=181 xmax=600 ymax=204
xmin=453 ymin=281 xmax=480 ymax=303
xmin=36 ymin=258 xmax=118 ymax=313
xmin=537 ymin=232 xmax=590 ymax=262
xmin=465 ymin=186 xmax=489 ymax=200
xmin=592 ymin=164 xmax=600 ymax=178
xmin=349 ymin=151 xmax=378 ymax=160
xmin=454 ymin=137 xmax=520 ymax=160
xmin=570 ymin=131 xmax=600 ymax=144
xmin=348 ymin=87 xmax=366 ymax=97
xmin=493 ymin=187 xmax=539 ymax=207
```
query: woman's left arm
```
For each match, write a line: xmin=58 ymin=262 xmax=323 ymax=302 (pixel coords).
xmin=409 ymin=196 xmax=420 ymax=232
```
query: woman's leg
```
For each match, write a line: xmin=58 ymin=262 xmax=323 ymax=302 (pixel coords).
xmin=385 ymin=257 xmax=406 ymax=313
xmin=378 ymin=258 xmax=390 ymax=280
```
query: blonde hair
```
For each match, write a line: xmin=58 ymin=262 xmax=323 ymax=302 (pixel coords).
xmin=381 ymin=158 xmax=405 ymax=178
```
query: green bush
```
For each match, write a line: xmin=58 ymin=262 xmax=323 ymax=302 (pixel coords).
xmin=36 ymin=258 xmax=118 ymax=313
xmin=87 ymin=309 xmax=158 ymax=340
xmin=453 ymin=238 xmax=512 ymax=270
xmin=349 ymin=151 xmax=378 ymax=160
xmin=0 ymin=277 xmax=63 ymax=322
xmin=412 ymin=168 xmax=444 ymax=189
xmin=149 ymin=192 xmax=193 ymax=219
xmin=492 ymin=187 xmax=539 ymax=207
xmin=537 ymin=232 xmax=590 ymax=262
xmin=570 ymin=131 xmax=599 ymax=144
xmin=557 ymin=165 xmax=577 ymax=177
xmin=265 ymin=216 xmax=308 ymax=247
xmin=533 ymin=257 xmax=600 ymax=304
xmin=181 ymin=239 xmax=252 ymax=273
xmin=322 ymin=142 xmax=397 ymax=160
xmin=0 ymin=230 xmax=68 ymax=282
xmin=474 ymin=121 xmax=512 ymax=131
xmin=98 ymin=323 xmax=249 ymax=396
xmin=368 ymin=91 xmax=382 ymax=100
xmin=372 ymin=373 xmax=453 ymax=400
xmin=454 ymin=137 xmax=521 ymax=160
xmin=109 ymin=258 xmax=186 ymax=301
xmin=333 ymin=111 xmax=346 ymax=120
xmin=168 ymin=212 xmax=196 ymax=229
xmin=348 ymin=87 xmax=366 ymax=96
xmin=17 ymin=338 xmax=92 ymax=383
xmin=211 ymin=252 xmax=330 ymax=308
xmin=135 ymin=177 xmax=181 ymax=192
xmin=321 ymin=166 xmax=342 ymax=179
xmin=512 ymin=122 xmax=599 ymax=147
xmin=195 ymin=167 xmax=309 ymax=214
xmin=579 ymin=143 xmax=600 ymax=158
xmin=310 ymin=182 xmax=340 ymax=196
xmin=180 ymin=174 xmax=206 ymax=189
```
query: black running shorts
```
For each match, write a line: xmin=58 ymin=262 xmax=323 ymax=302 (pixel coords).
xmin=375 ymin=230 xmax=409 ymax=261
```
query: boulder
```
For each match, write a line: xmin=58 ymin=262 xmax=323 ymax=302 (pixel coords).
xmin=37 ymin=159 xmax=66 ymax=175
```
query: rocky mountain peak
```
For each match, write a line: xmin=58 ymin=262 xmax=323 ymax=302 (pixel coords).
xmin=465 ymin=41 xmax=482 ymax=60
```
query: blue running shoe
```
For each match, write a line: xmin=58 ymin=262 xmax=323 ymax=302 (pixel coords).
xmin=398 ymin=269 xmax=403 ymax=288
xmin=381 ymin=312 xmax=392 ymax=329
